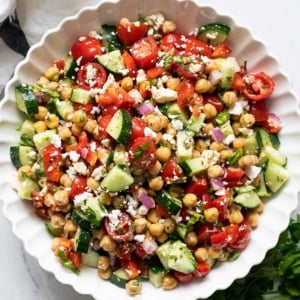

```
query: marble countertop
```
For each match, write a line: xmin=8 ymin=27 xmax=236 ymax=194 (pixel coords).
xmin=1 ymin=1 xmax=300 ymax=299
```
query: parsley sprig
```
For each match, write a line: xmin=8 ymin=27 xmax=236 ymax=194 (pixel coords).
xmin=200 ymin=215 xmax=300 ymax=300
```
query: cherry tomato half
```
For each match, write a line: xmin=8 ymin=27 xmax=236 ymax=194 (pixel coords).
xmin=42 ymin=144 xmax=62 ymax=182
xmin=77 ymin=62 xmax=107 ymax=90
xmin=173 ymin=270 xmax=194 ymax=283
xmin=71 ymin=37 xmax=103 ymax=66
xmin=130 ymin=37 xmax=159 ymax=69
xmin=128 ymin=137 xmax=157 ymax=170
xmin=69 ymin=175 xmax=87 ymax=200
xmin=116 ymin=19 xmax=148 ymax=45
xmin=241 ymin=72 xmax=275 ymax=101
xmin=161 ymin=158 xmax=185 ymax=184
xmin=186 ymin=177 xmax=208 ymax=199
xmin=228 ymin=220 xmax=252 ymax=250
xmin=130 ymin=117 xmax=147 ymax=142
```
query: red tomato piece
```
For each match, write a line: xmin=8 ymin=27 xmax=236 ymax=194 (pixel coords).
xmin=122 ymin=51 xmax=138 ymax=78
xmin=228 ymin=220 xmax=252 ymax=250
xmin=42 ymin=144 xmax=62 ymax=182
xmin=224 ymin=167 xmax=245 ymax=181
xmin=185 ymin=36 xmax=212 ymax=57
xmin=130 ymin=117 xmax=147 ymax=142
xmin=146 ymin=66 xmax=165 ymax=79
xmin=161 ymin=158 xmax=184 ymax=184
xmin=194 ymin=261 xmax=211 ymax=277
xmin=198 ymin=224 xmax=221 ymax=243
xmin=210 ymin=231 xmax=228 ymax=249
xmin=241 ymin=72 xmax=275 ymax=101
xmin=77 ymin=62 xmax=107 ymax=90
xmin=128 ymin=137 xmax=157 ymax=170
xmin=54 ymin=59 xmax=65 ymax=70
xmin=224 ymin=224 xmax=239 ymax=244
xmin=186 ymin=177 xmax=208 ymax=199
xmin=104 ymin=212 xmax=134 ymax=242
xmin=260 ymin=112 xmax=282 ymax=133
xmin=177 ymin=79 xmax=195 ymax=109
xmin=71 ymin=37 xmax=103 ymax=66
xmin=201 ymin=193 xmax=213 ymax=210
xmin=121 ymin=259 xmax=141 ymax=279
xmin=118 ymin=242 xmax=134 ymax=260
xmin=210 ymin=43 xmax=232 ymax=58
xmin=69 ymin=175 xmax=87 ymax=200
xmin=211 ymin=189 xmax=230 ymax=221
xmin=135 ymin=243 xmax=150 ymax=260
xmin=160 ymin=33 xmax=186 ymax=52
xmin=231 ymin=72 xmax=244 ymax=92
xmin=203 ymin=94 xmax=223 ymax=113
xmin=69 ymin=252 xmax=82 ymax=268
xmin=98 ymin=114 xmax=114 ymax=139
xmin=130 ymin=37 xmax=159 ymax=69
xmin=116 ymin=19 xmax=148 ymax=45
xmin=174 ymin=61 xmax=204 ymax=80
xmin=249 ymin=100 xmax=269 ymax=122
xmin=173 ymin=271 xmax=194 ymax=283
xmin=155 ymin=203 xmax=171 ymax=218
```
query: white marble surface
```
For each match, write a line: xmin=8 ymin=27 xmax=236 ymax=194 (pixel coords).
xmin=1 ymin=1 xmax=300 ymax=299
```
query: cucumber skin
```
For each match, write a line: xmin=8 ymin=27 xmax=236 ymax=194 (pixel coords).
xmin=15 ymin=85 xmax=39 ymax=115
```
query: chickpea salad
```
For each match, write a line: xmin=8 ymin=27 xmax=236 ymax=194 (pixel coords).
xmin=10 ymin=13 xmax=290 ymax=296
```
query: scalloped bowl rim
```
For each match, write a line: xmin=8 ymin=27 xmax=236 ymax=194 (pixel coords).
xmin=1 ymin=0 xmax=300 ymax=299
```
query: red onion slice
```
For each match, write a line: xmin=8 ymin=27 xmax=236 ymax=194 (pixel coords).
xmin=138 ymin=192 xmax=155 ymax=209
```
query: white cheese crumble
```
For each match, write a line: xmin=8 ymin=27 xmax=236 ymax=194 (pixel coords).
xmin=245 ymin=165 xmax=262 ymax=181
xmin=144 ymin=127 xmax=157 ymax=138
xmin=171 ymin=119 xmax=184 ymax=131
xmin=108 ymin=209 xmax=121 ymax=228
xmin=91 ymin=166 xmax=107 ymax=181
xmin=73 ymin=192 xmax=93 ymax=207
xmin=134 ymin=234 xmax=145 ymax=243
xmin=73 ymin=161 xmax=88 ymax=175
xmin=150 ymin=86 xmax=178 ymax=103
xmin=136 ymin=69 xmax=147 ymax=85
xmin=51 ymin=134 xmax=62 ymax=148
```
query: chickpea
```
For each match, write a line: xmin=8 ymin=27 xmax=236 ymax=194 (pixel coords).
xmin=195 ymin=139 xmax=208 ymax=152
xmin=45 ymin=113 xmax=59 ymax=129
xmin=134 ymin=218 xmax=148 ymax=233
xmin=58 ymin=126 xmax=72 ymax=140
xmin=185 ymin=231 xmax=198 ymax=247
xmin=156 ymin=146 xmax=171 ymax=162
xmin=209 ymin=141 xmax=224 ymax=152
xmin=253 ymin=202 xmax=265 ymax=214
xmin=220 ymin=149 xmax=233 ymax=161
xmin=228 ymin=208 xmax=244 ymax=224
xmin=97 ymin=255 xmax=111 ymax=270
xmin=156 ymin=232 xmax=169 ymax=243
xmin=71 ymin=123 xmax=82 ymax=136
xmin=202 ymin=122 xmax=214 ymax=135
xmin=222 ymin=91 xmax=237 ymax=107
xmin=148 ymin=176 xmax=164 ymax=191
xmin=125 ymin=279 xmax=142 ymax=296
xmin=232 ymin=137 xmax=246 ymax=149
xmin=54 ymin=189 xmax=69 ymax=206
xmin=60 ymin=173 xmax=72 ymax=187
xmin=92 ymin=227 xmax=105 ymax=240
xmin=165 ymin=123 xmax=177 ymax=136
xmin=17 ymin=165 xmax=32 ymax=180
xmin=97 ymin=148 xmax=110 ymax=162
xmin=162 ymin=274 xmax=178 ymax=290
xmin=192 ymin=149 xmax=201 ymax=158
xmin=100 ymin=235 xmax=117 ymax=252
xmin=34 ymin=106 xmax=49 ymax=120
xmin=121 ymin=76 xmax=134 ymax=91
xmin=207 ymin=165 xmax=224 ymax=178
xmin=87 ymin=177 xmax=100 ymax=190
xmin=246 ymin=211 xmax=259 ymax=227
xmin=98 ymin=267 xmax=112 ymax=280
xmin=46 ymin=81 xmax=59 ymax=91
xmin=63 ymin=219 xmax=78 ymax=237
xmin=44 ymin=193 xmax=55 ymax=207
xmin=50 ymin=213 xmax=65 ymax=229
xmin=195 ymin=78 xmax=212 ymax=94
xmin=232 ymin=121 xmax=241 ymax=136
xmin=163 ymin=218 xmax=176 ymax=234
xmin=139 ymin=80 xmax=151 ymax=98
xmin=147 ymin=208 xmax=161 ymax=223
xmin=149 ymin=222 xmax=164 ymax=237
xmin=148 ymin=160 xmax=162 ymax=177
xmin=84 ymin=119 xmax=98 ymax=133
xmin=203 ymin=103 xmax=217 ymax=119
xmin=240 ymin=113 xmax=255 ymax=128
xmin=36 ymin=76 xmax=49 ymax=87
xmin=72 ymin=110 xmax=87 ymax=127
xmin=99 ymin=192 xmax=112 ymax=206
xmin=166 ymin=77 xmax=180 ymax=90
xmin=45 ymin=66 xmax=59 ymax=81
xmin=182 ymin=193 xmax=197 ymax=208
xmin=162 ymin=20 xmax=176 ymax=33
xmin=33 ymin=120 xmax=47 ymax=132
xmin=204 ymin=60 xmax=218 ymax=74
xmin=204 ymin=207 xmax=219 ymax=223
xmin=194 ymin=247 xmax=209 ymax=262
xmin=60 ymin=86 xmax=72 ymax=100
xmin=238 ymin=154 xmax=259 ymax=168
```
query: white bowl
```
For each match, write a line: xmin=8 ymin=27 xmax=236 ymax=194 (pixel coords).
xmin=1 ymin=0 xmax=300 ymax=299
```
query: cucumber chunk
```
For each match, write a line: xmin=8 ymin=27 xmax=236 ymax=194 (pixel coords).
xmin=197 ymin=23 xmax=231 ymax=46
xmin=156 ymin=190 xmax=182 ymax=215
xmin=101 ymin=24 xmax=122 ymax=52
xmin=71 ymin=88 xmax=92 ymax=104
xmin=15 ymin=85 xmax=39 ymax=115
xmin=110 ymin=268 xmax=129 ymax=288
xmin=54 ymin=99 xmax=74 ymax=120
xmin=74 ymin=227 xmax=91 ymax=253
xmin=82 ymin=197 xmax=107 ymax=228
xmin=233 ymin=190 xmax=262 ymax=208
xmin=71 ymin=209 xmax=91 ymax=230
xmin=264 ymin=162 xmax=290 ymax=193
xmin=33 ymin=129 xmax=58 ymax=152
xmin=82 ymin=250 xmax=99 ymax=268
xmin=106 ymin=109 xmax=132 ymax=144
xmin=148 ymin=264 xmax=165 ymax=288
xmin=17 ymin=176 xmax=40 ymax=200
xmin=100 ymin=165 xmax=134 ymax=192
xmin=176 ymin=130 xmax=194 ymax=163
xmin=97 ymin=50 xmax=127 ymax=75
xmin=64 ymin=55 xmax=77 ymax=79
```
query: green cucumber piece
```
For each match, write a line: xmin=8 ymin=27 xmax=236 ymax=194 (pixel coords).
xmin=82 ymin=250 xmax=99 ymax=268
xmin=233 ymin=190 xmax=261 ymax=208
xmin=71 ymin=88 xmax=92 ymax=104
xmin=264 ymin=162 xmax=290 ymax=193
xmin=156 ymin=190 xmax=182 ymax=215
xmin=33 ymin=129 xmax=58 ymax=152
xmin=82 ymin=197 xmax=107 ymax=228
xmin=71 ymin=209 xmax=91 ymax=230
xmin=20 ymin=119 xmax=36 ymax=139
xmin=167 ymin=102 xmax=188 ymax=122
xmin=110 ymin=268 xmax=130 ymax=288
xmin=244 ymin=133 xmax=259 ymax=155
xmin=256 ymin=127 xmax=280 ymax=150
xmin=176 ymin=130 xmax=194 ymax=163
xmin=180 ymin=157 xmax=209 ymax=176
xmin=54 ymin=99 xmax=74 ymax=120
xmin=186 ymin=113 xmax=206 ymax=133
xmin=10 ymin=146 xmax=22 ymax=169
xmin=148 ymin=264 xmax=165 ymax=288
xmin=74 ymin=227 xmax=91 ymax=253
xmin=197 ymin=23 xmax=230 ymax=46
xmin=101 ymin=24 xmax=122 ymax=52
xmin=18 ymin=145 xmax=36 ymax=167
xmin=64 ymin=55 xmax=78 ymax=79
xmin=15 ymin=85 xmax=39 ymax=115
xmin=100 ymin=165 xmax=134 ymax=192
xmin=256 ymin=172 xmax=271 ymax=198
xmin=106 ymin=109 xmax=132 ymax=144
xmin=259 ymin=145 xmax=287 ymax=167
xmin=97 ymin=50 xmax=127 ymax=75
xmin=17 ymin=176 xmax=40 ymax=200
xmin=45 ymin=221 xmax=64 ymax=237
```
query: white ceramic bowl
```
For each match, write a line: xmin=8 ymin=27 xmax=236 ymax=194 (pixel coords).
xmin=1 ymin=0 xmax=300 ymax=299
